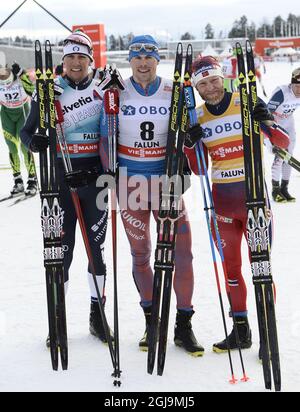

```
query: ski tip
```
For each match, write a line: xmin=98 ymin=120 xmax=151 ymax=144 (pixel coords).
xmin=235 ymin=43 xmax=243 ymax=55
xmin=177 ymin=42 xmax=183 ymax=55
xmin=186 ymin=43 xmax=193 ymax=56
xmin=35 ymin=40 xmax=41 ymax=50
xmin=45 ymin=40 xmax=52 ymax=52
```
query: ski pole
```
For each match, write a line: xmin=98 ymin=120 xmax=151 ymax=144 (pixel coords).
xmin=196 ymin=141 xmax=249 ymax=383
xmin=104 ymin=86 xmax=121 ymax=385
xmin=17 ymin=75 xmax=40 ymax=191
xmin=55 ymin=99 xmax=120 ymax=384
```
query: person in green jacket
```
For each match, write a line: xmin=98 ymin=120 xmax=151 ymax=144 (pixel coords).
xmin=0 ymin=63 xmax=37 ymax=196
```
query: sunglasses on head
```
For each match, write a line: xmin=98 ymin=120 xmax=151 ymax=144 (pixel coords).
xmin=129 ymin=43 xmax=159 ymax=53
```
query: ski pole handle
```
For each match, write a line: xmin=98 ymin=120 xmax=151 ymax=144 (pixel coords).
xmin=55 ymin=100 xmax=64 ymax=124
xmin=104 ymin=88 xmax=120 ymax=115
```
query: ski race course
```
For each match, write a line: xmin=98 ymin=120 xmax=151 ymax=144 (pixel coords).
xmin=0 ymin=60 xmax=300 ymax=392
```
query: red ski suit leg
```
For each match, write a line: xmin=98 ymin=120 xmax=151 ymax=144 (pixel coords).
xmin=211 ymin=183 xmax=249 ymax=314
xmin=119 ymin=183 xmax=194 ymax=310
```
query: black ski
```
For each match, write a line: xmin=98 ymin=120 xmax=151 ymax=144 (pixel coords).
xmin=55 ymin=72 xmax=121 ymax=385
xmin=183 ymin=44 xmax=249 ymax=384
xmin=0 ymin=193 xmax=23 ymax=203
xmin=36 ymin=40 xmax=68 ymax=371
xmin=236 ymin=40 xmax=281 ymax=392
xmin=148 ymin=43 xmax=187 ymax=376
xmin=273 ymin=146 xmax=300 ymax=173
xmin=9 ymin=193 xmax=37 ymax=206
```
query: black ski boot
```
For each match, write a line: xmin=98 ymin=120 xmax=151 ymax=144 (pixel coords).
xmin=139 ymin=306 xmax=152 ymax=351
xmin=10 ymin=174 xmax=24 ymax=196
xmin=174 ymin=310 xmax=205 ymax=357
xmin=213 ymin=316 xmax=252 ymax=353
xmin=272 ymin=180 xmax=287 ymax=203
xmin=89 ymin=301 xmax=114 ymax=344
xmin=280 ymin=180 xmax=296 ymax=202
xmin=25 ymin=175 xmax=38 ymax=196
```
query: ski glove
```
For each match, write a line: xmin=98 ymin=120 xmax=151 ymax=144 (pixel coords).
xmin=12 ymin=62 xmax=23 ymax=78
xmin=185 ymin=124 xmax=204 ymax=149
xmin=100 ymin=64 xmax=125 ymax=91
xmin=65 ymin=168 xmax=100 ymax=189
xmin=30 ymin=133 xmax=49 ymax=152
xmin=268 ymin=124 xmax=290 ymax=149
xmin=54 ymin=83 xmax=64 ymax=99
xmin=252 ymin=102 xmax=274 ymax=124
xmin=55 ymin=64 xmax=64 ymax=76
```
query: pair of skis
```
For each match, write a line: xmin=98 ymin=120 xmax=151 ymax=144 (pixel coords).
xmin=8 ymin=193 xmax=36 ymax=206
xmin=0 ymin=193 xmax=24 ymax=203
xmin=147 ymin=43 xmax=188 ymax=376
xmin=35 ymin=41 xmax=121 ymax=382
xmin=236 ymin=41 xmax=281 ymax=392
xmin=54 ymin=70 xmax=121 ymax=385
xmin=35 ymin=45 xmax=122 ymax=382
xmin=183 ymin=45 xmax=249 ymax=385
xmin=35 ymin=40 xmax=68 ymax=371
xmin=0 ymin=189 xmax=37 ymax=206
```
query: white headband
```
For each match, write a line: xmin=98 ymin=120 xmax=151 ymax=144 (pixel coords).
xmin=191 ymin=64 xmax=224 ymax=87
xmin=63 ymin=43 xmax=93 ymax=62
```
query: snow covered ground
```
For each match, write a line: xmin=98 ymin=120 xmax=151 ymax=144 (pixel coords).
xmin=0 ymin=61 xmax=300 ymax=392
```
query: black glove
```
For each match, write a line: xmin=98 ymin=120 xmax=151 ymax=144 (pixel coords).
xmin=54 ymin=83 xmax=64 ymax=99
xmin=185 ymin=124 xmax=204 ymax=149
xmin=65 ymin=168 xmax=100 ymax=189
xmin=30 ymin=133 xmax=49 ymax=152
xmin=93 ymin=68 xmax=105 ymax=81
xmin=252 ymin=102 xmax=274 ymax=124
xmin=100 ymin=65 xmax=125 ymax=91
xmin=55 ymin=64 xmax=64 ymax=76
xmin=11 ymin=62 xmax=23 ymax=78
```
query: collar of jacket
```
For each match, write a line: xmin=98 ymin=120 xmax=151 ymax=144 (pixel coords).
xmin=64 ymin=75 xmax=92 ymax=90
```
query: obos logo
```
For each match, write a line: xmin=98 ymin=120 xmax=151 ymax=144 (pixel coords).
xmin=203 ymin=121 xmax=242 ymax=137
xmin=203 ymin=127 xmax=213 ymax=138
xmin=122 ymin=105 xmax=136 ymax=116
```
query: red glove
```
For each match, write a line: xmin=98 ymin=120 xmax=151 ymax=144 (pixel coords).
xmin=267 ymin=124 xmax=290 ymax=149
xmin=184 ymin=145 xmax=208 ymax=176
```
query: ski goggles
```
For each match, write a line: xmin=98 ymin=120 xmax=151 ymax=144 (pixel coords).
xmin=129 ymin=43 xmax=159 ymax=53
